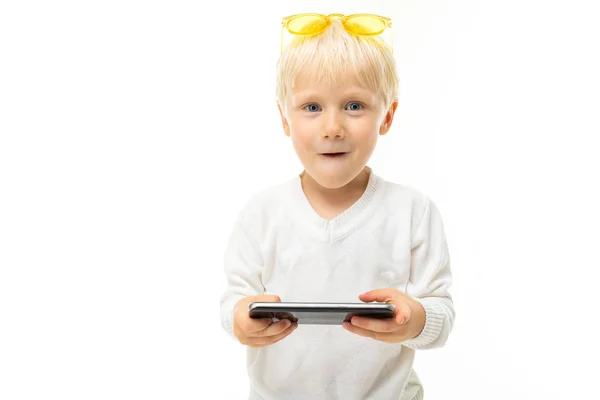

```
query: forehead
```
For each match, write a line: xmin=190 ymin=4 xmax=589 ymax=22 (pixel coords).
xmin=290 ymin=66 xmax=379 ymax=100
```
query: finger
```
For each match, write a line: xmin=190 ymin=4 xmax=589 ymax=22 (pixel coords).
xmin=350 ymin=316 xmax=399 ymax=333
xmin=342 ymin=322 xmax=395 ymax=343
xmin=358 ymin=289 xmax=396 ymax=303
xmin=242 ymin=316 xmax=273 ymax=334
xmin=252 ymin=319 xmax=292 ymax=337
xmin=250 ymin=323 xmax=298 ymax=347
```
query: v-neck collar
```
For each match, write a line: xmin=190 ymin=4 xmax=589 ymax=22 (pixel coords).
xmin=290 ymin=167 xmax=387 ymax=243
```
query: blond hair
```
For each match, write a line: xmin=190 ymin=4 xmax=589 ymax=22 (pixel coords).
xmin=276 ymin=19 xmax=399 ymax=113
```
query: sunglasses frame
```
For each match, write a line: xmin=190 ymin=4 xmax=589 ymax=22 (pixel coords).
xmin=280 ymin=13 xmax=393 ymax=53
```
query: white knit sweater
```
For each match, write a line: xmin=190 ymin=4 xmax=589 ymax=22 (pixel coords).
xmin=220 ymin=169 xmax=455 ymax=400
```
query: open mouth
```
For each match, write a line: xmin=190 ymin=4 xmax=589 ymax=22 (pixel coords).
xmin=321 ymin=152 xmax=348 ymax=158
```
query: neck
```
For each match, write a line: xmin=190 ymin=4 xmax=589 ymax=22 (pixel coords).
xmin=300 ymin=167 xmax=371 ymax=207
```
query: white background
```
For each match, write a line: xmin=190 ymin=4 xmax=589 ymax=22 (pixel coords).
xmin=1 ymin=0 xmax=599 ymax=398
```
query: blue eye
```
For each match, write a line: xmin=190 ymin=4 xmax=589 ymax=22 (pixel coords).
xmin=305 ymin=104 xmax=321 ymax=112
xmin=346 ymin=102 xmax=363 ymax=111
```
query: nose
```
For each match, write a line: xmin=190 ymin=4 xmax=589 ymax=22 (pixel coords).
xmin=322 ymin=110 xmax=345 ymax=139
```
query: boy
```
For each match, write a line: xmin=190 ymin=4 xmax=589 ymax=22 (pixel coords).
xmin=220 ymin=13 xmax=455 ymax=400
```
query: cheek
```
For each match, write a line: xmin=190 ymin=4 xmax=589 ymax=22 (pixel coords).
xmin=289 ymin=129 xmax=313 ymax=155
xmin=288 ymin=118 xmax=315 ymax=149
xmin=350 ymin=120 xmax=380 ymax=145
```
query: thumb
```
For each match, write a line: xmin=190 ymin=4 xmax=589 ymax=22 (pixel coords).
xmin=358 ymin=288 xmax=396 ymax=303
xmin=252 ymin=294 xmax=281 ymax=303
xmin=395 ymin=302 xmax=412 ymax=324
xmin=259 ymin=294 xmax=281 ymax=302
xmin=359 ymin=289 xmax=412 ymax=324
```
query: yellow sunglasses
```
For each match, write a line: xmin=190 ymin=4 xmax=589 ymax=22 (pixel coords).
xmin=280 ymin=13 xmax=393 ymax=54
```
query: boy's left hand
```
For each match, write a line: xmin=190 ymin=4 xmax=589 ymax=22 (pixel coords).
xmin=343 ymin=288 xmax=426 ymax=343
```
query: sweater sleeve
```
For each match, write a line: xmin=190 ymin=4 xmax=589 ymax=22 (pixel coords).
xmin=401 ymin=199 xmax=455 ymax=350
xmin=219 ymin=215 xmax=265 ymax=341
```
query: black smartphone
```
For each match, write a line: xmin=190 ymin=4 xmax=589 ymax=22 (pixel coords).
xmin=248 ymin=301 xmax=395 ymax=325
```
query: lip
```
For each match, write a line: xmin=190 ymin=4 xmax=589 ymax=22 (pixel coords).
xmin=319 ymin=151 xmax=350 ymax=155
xmin=319 ymin=152 xmax=350 ymax=159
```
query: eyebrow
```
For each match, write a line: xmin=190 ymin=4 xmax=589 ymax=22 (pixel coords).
xmin=292 ymin=88 xmax=375 ymax=103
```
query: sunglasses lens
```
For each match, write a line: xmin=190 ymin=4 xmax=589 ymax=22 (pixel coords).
xmin=344 ymin=15 xmax=386 ymax=35
xmin=287 ymin=15 xmax=329 ymax=35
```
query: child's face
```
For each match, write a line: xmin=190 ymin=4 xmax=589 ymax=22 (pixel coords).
xmin=278 ymin=70 xmax=397 ymax=189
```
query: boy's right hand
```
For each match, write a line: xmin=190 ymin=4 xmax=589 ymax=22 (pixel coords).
xmin=233 ymin=294 xmax=298 ymax=348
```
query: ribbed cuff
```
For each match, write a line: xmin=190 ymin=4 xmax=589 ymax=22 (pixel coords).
xmin=221 ymin=297 xmax=242 ymax=341
xmin=410 ymin=386 xmax=424 ymax=400
xmin=223 ymin=308 xmax=234 ymax=337
xmin=402 ymin=300 xmax=446 ymax=349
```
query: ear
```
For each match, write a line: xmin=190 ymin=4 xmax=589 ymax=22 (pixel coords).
xmin=379 ymin=100 xmax=399 ymax=136
xmin=277 ymin=102 xmax=291 ymax=137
